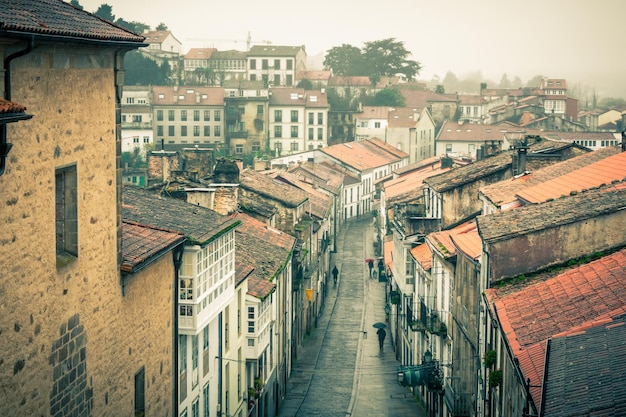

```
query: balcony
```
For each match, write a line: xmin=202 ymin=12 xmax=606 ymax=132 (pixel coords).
xmin=121 ymin=121 xmax=152 ymax=129
xmin=226 ymin=130 xmax=248 ymax=139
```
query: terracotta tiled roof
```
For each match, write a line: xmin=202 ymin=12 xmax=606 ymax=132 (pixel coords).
xmin=240 ymin=169 xmax=308 ymax=208
xmin=383 ymin=159 xmax=449 ymax=201
xmin=121 ymin=221 xmax=185 ymax=274
xmin=437 ymin=120 xmax=527 ymax=142
xmin=388 ymin=107 xmax=423 ymax=128
xmin=321 ymin=138 xmax=408 ymax=172
xmin=458 ymin=95 xmax=486 ymax=105
xmin=0 ymin=98 xmax=26 ymax=114
xmin=542 ymin=315 xmax=626 ymax=416
xmin=477 ymin=182 xmax=626 ymax=243
xmin=152 ymin=86 xmax=225 ymax=106
xmin=480 ymin=146 xmax=620 ymax=210
xmin=515 ymin=151 xmax=626 ymax=204
xmin=271 ymin=171 xmax=332 ymax=220
xmin=411 ymin=243 xmax=432 ymax=271
xmin=428 ymin=221 xmax=476 ymax=260
xmin=425 ymin=139 xmax=574 ymax=193
xmin=184 ymin=48 xmax=217 ymax=59
xmin=233 ymin=213 xmax=295 ymax=299
xmin=122 ymin=186 xmax=240 ymax=245
xmin=305 ymin=91 xmax=329 ymax=108
xmin=484 ymin=248 xmax=626 ymax=410
xmin=358 ymin=106 xmax=392 ymax=120
xmin=1 ymin=0 xmax=145 ymax=43
xmin=399 ymin=90 xmax=457 ymax=109
xmin=287 ymin=161 xmax=345 ymax=195
xmin=269 ymin=88 xmax=306 ymax=106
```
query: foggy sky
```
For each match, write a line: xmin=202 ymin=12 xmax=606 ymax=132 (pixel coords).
xmin=79 ymin=0 xmax=626 ymax=98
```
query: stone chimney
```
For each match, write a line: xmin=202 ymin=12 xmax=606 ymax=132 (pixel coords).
xmin=211 ymin=159 xmax=240 ymax=215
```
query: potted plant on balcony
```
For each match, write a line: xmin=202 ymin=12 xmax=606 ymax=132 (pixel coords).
xmin=248 ymin=387 xmax=257 ymax=400
xmin=389 ymin=290 xmax=400 ymax=305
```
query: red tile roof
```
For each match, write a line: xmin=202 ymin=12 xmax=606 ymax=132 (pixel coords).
xmin=152 ymin=86 xmax=225 ymax=106
xmin=321 ymin=138 xmax=408 ymax=171
xmin=1 ymin=0 xmax=145 ymax=43
xmin=428 ymin=221 xmax=477 ymax=260
xmin=516 ymin=151 xmax=626 ymax=204
xmin=383 ymin=160 xmax=449 ymax=201
xmin=0 ymin=98 xmax=27 ymax=114
xmin=121 ymin=221 xmax=185 ymax=274
xmin=480 ymin=146 xmax=620 ymax=210
xmin=484 ymin=248 xmax=626 ymax=409
xmin=411 ymin=243 xmax=432 ymax=271
xmin=184 ymin=48 xmax=217 ymax=59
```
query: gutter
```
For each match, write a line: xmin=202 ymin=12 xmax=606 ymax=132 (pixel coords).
xmin=1 ymin=35 xmax=34 ymax=176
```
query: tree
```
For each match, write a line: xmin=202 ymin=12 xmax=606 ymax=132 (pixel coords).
xmin=124 ymin=51 xmax=170 ymax=85
xmin=323 ymin=44 xmax=364 ymax=76
xmin=70 ymin=0 xmax=83 ymax=10
xmin=296 ymin=79 xmax=313 ymax=90
xmin=498 ymin=73 xmax=511 ymax=89
xmin=526 ymin=75 xmax=545 ymax=88
xmin=94 ymin=4 xmax=114 ymax=22
xmin=372 ymin=88 xmax=405 ymax=107
xmin=362 ymin=38 xmax=421 ymax=81
xmin=156 ymin=22 xmax=168 ymax=31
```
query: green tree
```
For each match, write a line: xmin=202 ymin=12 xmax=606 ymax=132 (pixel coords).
xmin=124 ymin=51 xmax=170 ymax=85
xmin=323 ymin=44 xmax=364 ymax=76
xmin=70 ymin=0 xmax=83 ymax=10
xmin=526 ymin=75 xmax=545 ymax=88
xmin=296 ymin=79 xmax=313 ymax=90
xmin=156 ymin=22 xmax=168 ymax=31
xmin=435 ymin=85 xmax=445 ymax=94
xmin=94 ymin=4 xmax=114 ymax=22
xmin=372 ymin=88 xmax=405 ymax=106
xmin=362 ymin=38 xmax=421 ymax=81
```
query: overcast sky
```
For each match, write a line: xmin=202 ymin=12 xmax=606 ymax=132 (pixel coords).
xmin=79 ymin=0 xmax=626 ymax=98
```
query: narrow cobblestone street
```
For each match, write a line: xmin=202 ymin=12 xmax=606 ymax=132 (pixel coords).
xmin=278 ymin=214 xmax=428 ymax=417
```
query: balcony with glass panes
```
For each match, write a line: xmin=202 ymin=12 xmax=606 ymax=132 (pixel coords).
xmin=179 ymin=232 xmax=236 ymax=334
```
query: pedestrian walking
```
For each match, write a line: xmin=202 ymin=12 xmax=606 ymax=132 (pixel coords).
xmin=332 ymin=265 xmax=339 ymax=285
xmin=367 ymin=259 xmax=374 ymax=277
xmin=377 ymin=327 xmax=386 ymax=350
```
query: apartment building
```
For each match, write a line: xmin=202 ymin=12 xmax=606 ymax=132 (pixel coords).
xmin=121 ymin=85 xmax=153 ymax=156
xmin=152 ymin=86 xmax=225 ymax=148
xmin=247 ymin=45 xmax=307 ymax=87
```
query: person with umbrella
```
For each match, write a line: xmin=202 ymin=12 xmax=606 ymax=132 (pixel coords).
xmin=366 ymin=258 xmax=374 ymax=277
xmin=374 ymin=322 xmax=386 ymax=350
xmin=332 ymin=265 xmax=339 ymax=285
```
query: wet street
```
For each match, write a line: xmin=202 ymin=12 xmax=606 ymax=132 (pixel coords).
xmin=278 ymin=214 xmax=428 ymax=417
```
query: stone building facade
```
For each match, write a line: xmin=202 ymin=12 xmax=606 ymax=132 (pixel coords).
xmin=0 ymin=2 xmax=175 ymax=416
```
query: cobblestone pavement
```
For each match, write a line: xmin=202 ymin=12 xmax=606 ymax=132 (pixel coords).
xmin=278 ymin=214 xmax=428 ymax=417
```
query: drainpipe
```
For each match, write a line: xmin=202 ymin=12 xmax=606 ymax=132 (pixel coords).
xmin=173 ymin=245 xmax=185 ymax=417
xmin=1 ymin=36 xmax=34 ymax=176
xmin=218 ymin=312 xmax=223 ymax=416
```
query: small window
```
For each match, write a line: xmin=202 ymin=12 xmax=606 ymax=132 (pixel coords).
xmin=235 ymin=144 xmax=243 ymax=154
xmin=134 ymin=367 xmax=145 ymax=417
xmin=56 ymin=165 xmax=78 ymax=264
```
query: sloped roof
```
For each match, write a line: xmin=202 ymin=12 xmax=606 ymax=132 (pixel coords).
xmin=233 ymin=212 xmax=295 ymax=299
xmin=542 ymin=314 xmax=626 ymax=416
xmin=248 ymin=45 xmax=303 ymax=56
xmin=427 ymin=221 xmax=476 ymax=260
xmin=328 ymin=76 xmax=372 ymax=87
xmin=271 ymin=171 xmax=332 ymax=220
xmin=240 ymin=169 xmax=308 ymax=208
xmin=122 ymin=186 xmax=239 ymax=245
xmin=484 ymin=248 xmax=626 ymax=411
xmin=477 ymin=182 xmax=626 ymax=244
xmin=0 ymin=0 xmax=144 ymax=43
xmin=210 ymin=49 xmax=247 ymax=60
xmin=437 ymin=120 xmax=527 ymax=142
xmin=321 ymin=138 xmax=408 ymax=172
xmin=516 ymin=151 xmax=626 ymax=204
xmin=0 ymin=98 xmax=31 ymax=123
xmin=121 ymin=221 xmax=185 ymax=274
xmin=425 ymin=139 xmax=574 ymax=193
xmin=358 ymin=106 xmax=393 ymax=120
xmin=388 ymin=107 xmax=424 ymax=128
xmin=399 ymin=90 xmax=457 ymax=109
xmin=152 ymin=86 xmax=224 ymax=106
xmin=269 ymin=88 xmax=306 ymax=106
xmin=480 ymin=146 xmax=621 ymax=209
xmin=287 ymin=161 xmax=345 ymax=195
xmin=383 ymin=159 xmax=448 ymax=200
xmin=410 ymin=243 xmax=432 ymax=271
xmin=185 ymin=48 xmax=217 ymax=60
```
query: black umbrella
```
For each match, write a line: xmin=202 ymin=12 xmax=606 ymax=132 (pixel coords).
xmin=373 ymin=322 xmax=386 ymax=329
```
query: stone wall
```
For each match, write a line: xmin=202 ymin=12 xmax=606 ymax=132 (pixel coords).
xmin=0 ymin=42 xmax=172 ymax=416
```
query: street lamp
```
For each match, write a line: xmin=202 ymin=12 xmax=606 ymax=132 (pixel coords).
xmin=423 ymin=349 xmax=432 ymax=364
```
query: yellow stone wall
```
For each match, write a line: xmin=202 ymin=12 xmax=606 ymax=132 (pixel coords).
xmin=0 ymin=43 xmax=172 ymax=416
